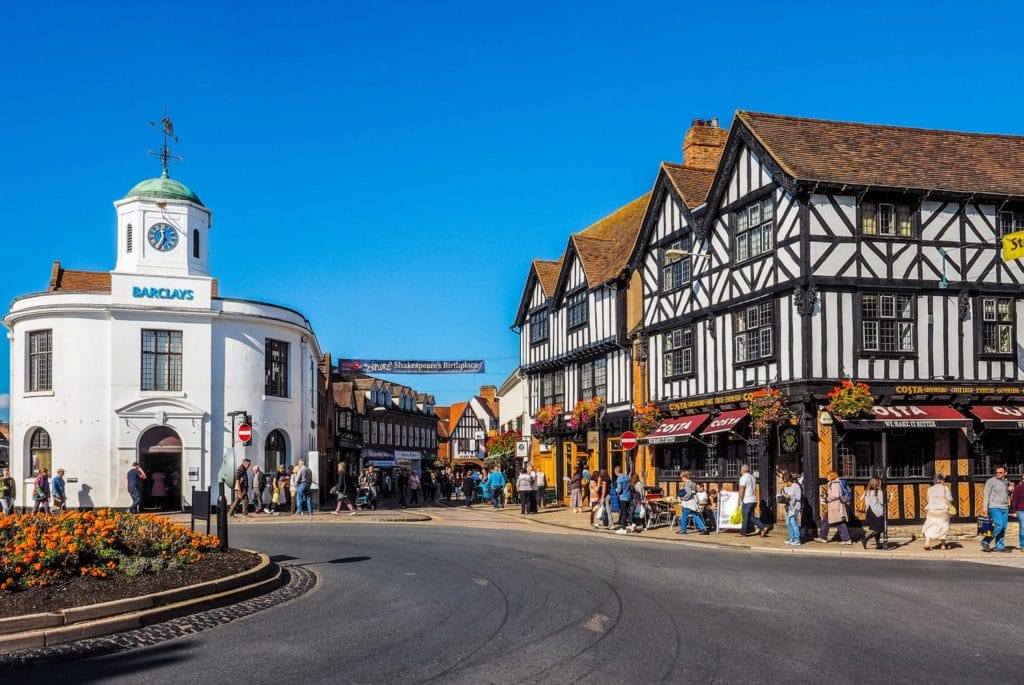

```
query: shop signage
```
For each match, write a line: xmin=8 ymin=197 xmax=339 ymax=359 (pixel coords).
xmin=893 ymin=384 xmax=1022 ymax=396
xmin=780 ymin=427 xmax=800 ymax=453
xmin=587 ymin=431 xmax=600 ymax=450
xmin=667 ymin=391 xmax=755 ymax=412
xmin=516 ymin=441 xmax=530 ymax=458
xmin=1003 ymin=229 xmax=1024 ymax=262
xmin=646 ymin=415 xmax=710 ymax=444
xmin=701 ymin=410 xmax=750 ymax=435
xmin=968 ymin=406 xmax=1024 ymax=427
xmin=845 ymin=405 xmax=971 ymax=428
xmin=338 ymin=359 xmax=485 ymax=374
xmin=132 ymin=286 xmax=195 ymax=300
xmin=717 ymin=490 xmax=741 ymax=531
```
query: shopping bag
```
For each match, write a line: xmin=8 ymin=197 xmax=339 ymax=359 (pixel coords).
xmin=729 ymin=505 xmax=743 ymax=525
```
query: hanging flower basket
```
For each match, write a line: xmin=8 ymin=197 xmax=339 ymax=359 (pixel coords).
xmin=485 ymin=430 xmax=521 ymax=458
xmin=748 ymin=387 xmax=793 ymax=435
xmin=632 ymin=402 xmax=662 ymax=437
xmin=533 ymin=403 xmax=563 ymax=439
xmin=568 ymin=396 xmax=605 ymax=432
xmin=826 ymin=380 xmax=874 ymax=420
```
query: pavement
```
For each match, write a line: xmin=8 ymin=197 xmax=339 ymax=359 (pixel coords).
xmin=12 ymin=511 xmax=1024 ymax=683
xmin=168 ymin=497 xmax=1024 ymax=568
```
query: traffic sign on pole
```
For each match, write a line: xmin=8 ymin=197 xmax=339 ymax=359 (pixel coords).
xmin=237 ymin=423 xmax=252 ymax=445
xmin=619 ymin=431 xmax=638 ymax=450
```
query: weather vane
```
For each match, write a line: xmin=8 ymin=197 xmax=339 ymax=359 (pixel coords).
xmin=147 ymin=105 xmax=183 ymax=176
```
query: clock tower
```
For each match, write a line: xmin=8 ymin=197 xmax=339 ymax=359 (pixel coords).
xmin=113 ymin=169 xmax=212 ymax=277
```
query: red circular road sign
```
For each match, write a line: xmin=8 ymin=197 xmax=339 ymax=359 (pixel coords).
xmin=237 ymin=424 xmax=252 ymax=442
xmin=619 ymin=431 xmax=638 ymax=450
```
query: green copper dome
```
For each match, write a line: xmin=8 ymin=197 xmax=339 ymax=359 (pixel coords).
xmin=124 ymin=171 xmax=204 ymax=206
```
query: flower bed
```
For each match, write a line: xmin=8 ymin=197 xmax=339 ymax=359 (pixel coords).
xmin=0 ymin=510 xmax=220 ymax=592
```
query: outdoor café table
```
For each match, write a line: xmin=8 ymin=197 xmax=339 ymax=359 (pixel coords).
xmin=646 ymin=498 xmax=675 ymax=528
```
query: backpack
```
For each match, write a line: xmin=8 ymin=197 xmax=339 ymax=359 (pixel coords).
xmin=839 ymin=479 xmax=851 ymax=505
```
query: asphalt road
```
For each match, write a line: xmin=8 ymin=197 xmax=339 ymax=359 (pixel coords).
xmin=16 ymin=516 xmax=1024 ymax=684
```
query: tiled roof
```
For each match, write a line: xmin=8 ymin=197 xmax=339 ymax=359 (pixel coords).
xmin=434 ymin=406 xmax=451 ymax=438
xmin=332 ymin=381 xmax=354 ymax=410
xmin=48 ymin=261 xmax=111 ymax=294
xmin=738 ymin=110 xmax=1024 ymax=196
xmin=661 ymin=162 xmax=715 ymax=208
xmin=533 ymin=258 xmax=562 ymax=298
xmin=474 ymin=396 xmax=497 ymax=419
xmin=572 ymin=193 xmax=651 ymax=286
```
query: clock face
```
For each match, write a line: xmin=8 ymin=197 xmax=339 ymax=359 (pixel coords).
xmin=148 ymin=223 xmax=179 ymax=251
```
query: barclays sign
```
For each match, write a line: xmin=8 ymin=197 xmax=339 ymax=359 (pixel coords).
xmin=132 ymin=286 xmax=195 ymax=301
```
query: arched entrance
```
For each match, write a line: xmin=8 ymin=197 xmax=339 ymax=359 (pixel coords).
xmin=138 ymin=426 xmax=182 ymax=511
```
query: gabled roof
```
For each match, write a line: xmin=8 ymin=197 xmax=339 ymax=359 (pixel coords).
xmin=332 ymin=381 xmax=355 ymax=410
xmin=474 ymin=396 xmax=497 ymax=419
xmin=533 ymin=258 xmax=562 ymax=297
xmin=552 ymin=193 xmax=651 ymax=300
xmin=737 ymin=110 xmax=1024 ymax=197
xmin=48 ymin=261 xmax=111 ymax=294
xmin=448 ymin=402 xmax=469 ymax=432
xmin=434 ymin=405 xmax=451 ymax=438
xmin=661 ymin=162 xmax=715 ymax=208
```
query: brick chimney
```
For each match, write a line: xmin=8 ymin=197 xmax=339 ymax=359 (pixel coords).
xmin=479 ymin=385 xmax=497 ymax=403
xmin=683 ymin=118 xmax=728 ymax=172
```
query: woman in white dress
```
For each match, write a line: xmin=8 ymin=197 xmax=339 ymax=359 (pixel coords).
xmin=922 ymin=473 xmax=954 ymax=550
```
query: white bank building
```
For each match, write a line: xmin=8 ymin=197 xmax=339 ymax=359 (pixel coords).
xmin=3 ymin=170 xmax=322 ymax=511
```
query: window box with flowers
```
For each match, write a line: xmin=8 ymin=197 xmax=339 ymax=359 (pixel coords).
xmin=825 ymin=380 xmax=874 ymax=420
xmin=533 ymin=403 xmax=563 ymax=440
xmin=568 ymin=396 xmax=605 ymax=432
xmin=632 ymin=402 xmax=662 ymax=437
xmin=749 ymin=386 xmax=793 ymax=435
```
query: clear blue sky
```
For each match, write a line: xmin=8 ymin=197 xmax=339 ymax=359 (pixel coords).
xmin=2 ymin=1 xmax=1023 ymax=420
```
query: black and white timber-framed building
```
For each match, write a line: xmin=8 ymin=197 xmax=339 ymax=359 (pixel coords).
xmin=627 ymin=111 xmax=1024 ymax=524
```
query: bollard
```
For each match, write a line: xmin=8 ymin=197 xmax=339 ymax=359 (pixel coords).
xmin=217 ymin=478 xmax=229 ymax=551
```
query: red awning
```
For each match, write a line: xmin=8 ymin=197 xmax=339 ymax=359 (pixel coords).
xmin=845 ymin=405 xmax=970 ymax=429
xmin=699 ymin=409 xmax=750 ymax=436
xmin=645 ymin=414 xmax=711 ymax=444
xmin=969 ymin=405 xmax=1024 ymax=428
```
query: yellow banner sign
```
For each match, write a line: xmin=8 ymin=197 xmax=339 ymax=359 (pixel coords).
xmin=1002 ymin=230 xmax=1024 ymax=261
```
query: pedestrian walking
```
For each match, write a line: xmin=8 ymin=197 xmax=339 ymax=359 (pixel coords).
xmin=859 ymin=477 xmax=884 ymax=549
xmin=150 ymin=470 xmax=167 ymax=510
xmin=333 ymin=463 xmax=357 ymax=515
xmin=737 ymin=464 xmax=767 ymax=537
xmin=289 ymin=466 xmax=299 ymax=514
xmin=250 ymin=464 xmax=268 ymax=514
xmin=676 ymin=471 xmax=708 ymax=535
xmin=51 ymin=468 xmax=67 ymax=512
xmin=922 ymin=473 xmax=954 ymax=550
xmin=516 ymin=468 xmax=534 ymax=514
xmin=127 ymin=462 xmax=146 ymax=514
xmin=982 ymin=464 xmax=1011 ymax=553
xmin=273 ymin=464 xmax=290 ymax=516
xmin=535 ymin=468 xmax=547 ymax=509
xmin=32 ymin=468 xmax=52 ymax=514
xmin=613 ymin=466 xmax=632 ymax=533
xmin=0 ymin=468 xmax=15 ymax=515
xmin=600 ymin=470 xmax=613 ymax=527
xmin=816 ymin=471 xmax=851 ymax=544
xmin=588 ymin=470 xmax=605 ymax=528
xmin=486 ymin=468 xmax=505 ymax=511
xmin=296 ymin=459 xmax=314 ymax=517
xmin=631 ymin=473 xmax=647 ymax=532
xmin=1011 ymin=476 xmax=1024 ymax=552
xmin=781 ymin=472 xmax=802 ymax=545
xmin=569 ymin=467 xmax=584 ymax=513
xmin=408 ymin=471 xmax=421 ymax=506
xmin=228 ymin=458 xmax=251 ymax=517
xmin=462 ymin=472 xmax=476 ymax=508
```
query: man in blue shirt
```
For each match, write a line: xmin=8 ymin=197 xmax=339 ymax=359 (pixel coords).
xmin=127 ymin=462 xmax=147 ymax=514
xmin=614 ymin=466 xmax=632 ymax=532
xmin=51 ymin=468 xmax=67 ymax=512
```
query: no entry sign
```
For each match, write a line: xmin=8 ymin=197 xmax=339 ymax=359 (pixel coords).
xmin=619 ymin=431 xmax=638 ymax=450
xmin=237 ymin=424 xmax=252 ymax=443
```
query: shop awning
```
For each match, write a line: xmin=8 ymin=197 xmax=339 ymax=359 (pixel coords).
xmin=645 ymin=414 xmax=711 ymax=444
xmin=844 ymin=405 xmax=971 ymax=429
xmin=699 ymin=409 xmax=750 ymax=436
xmin=968 ymin=405 xmax=1024 ymax=428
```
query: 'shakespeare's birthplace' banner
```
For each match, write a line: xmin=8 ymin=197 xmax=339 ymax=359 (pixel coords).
xmin=338 ymin=359 xmax=485 ymax=374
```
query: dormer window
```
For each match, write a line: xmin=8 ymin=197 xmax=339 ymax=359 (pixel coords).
xmin=662 ymin=236 xmax=691 ymax=291
xmin=861 ymin=202 xmax=913 ymax=237
xmin=567 ymin=290 xmax=588 ymax=329
xmin=529 ymin=310 xmax=549 ymax=344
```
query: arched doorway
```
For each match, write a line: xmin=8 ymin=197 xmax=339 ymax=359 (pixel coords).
xmin=266 ymin=430 xmax=287 ymax=472
xmin=138 ymin=426 xmax=182 ymax=511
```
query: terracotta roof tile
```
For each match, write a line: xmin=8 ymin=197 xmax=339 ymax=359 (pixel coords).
xmin=661 ymin=162 xmax=715 ymax=208
xmin=533 ymin=258 xmax=562 ymax=298
xmin=434 ymin=406 xmax=451 ymax=438
xmin=48 ymin=261 xmax=111 ymax=294
xmin=572 ymin=193 xmax=651 ymax=286
xmin=738 ymin=110 xmax=1024 ymax=196
xmin=332 ymin=381 xmax=354 ymax=410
